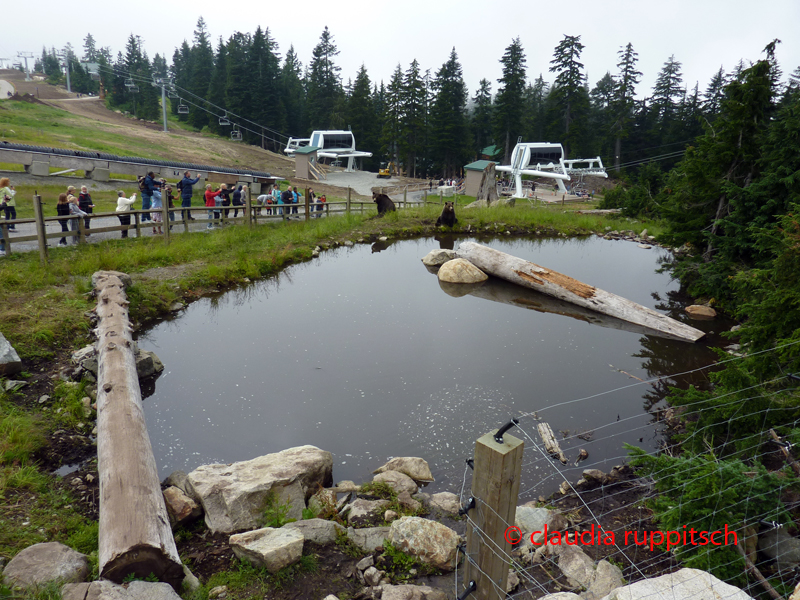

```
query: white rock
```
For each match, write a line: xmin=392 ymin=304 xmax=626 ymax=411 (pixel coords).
xmin=62 ymin=580 xmax=182 ymax=600
xmin=3 ymin=542 xmax=89 ymax=589
xmin=429 ymin=492 xmax=460 ymax=514
xmin=363 ymin=566 xmax=384 ymax=586
xmin=347 ymin=526 xmax=390 ymax=553
xmin=229 ymin=527 xmax=304 ymax=573
xmin=187 ymin=445 xmax=332 ymax=533
xmin=283 ymin=518 xmax=344 ymax=545
xmin=421 ymin=249 xmax=456 ymax=267
xmin=388 ymin=517 xmax=459 ymax=571
xmin=559 ymin=545 xmax=595 ymax=587
xmin=163 ymin=486 xmax=202 ymax=528
xmin=685 ymin=305 xmax=717 ymax=319
xmin=373 ymin=457 xmax=434 ymax=482
xmin=347 ymin=498 xmax=390 ymax=525
xmin=601 ymin=568 xmax=751 ymax=600
xmin=437 ymin=258 xmax=488 ymax=284
xmin=381 ymin=584 xmax=449 ymax=600
xmin=373 ymin=470 xmax=418 ymax=495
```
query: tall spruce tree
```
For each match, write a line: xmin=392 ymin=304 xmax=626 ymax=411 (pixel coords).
xmin=400 ymin=59 xmax=426 ymax=178
xmin=83 ymin=34 xmax=97 ymax=62
xmin=206 ymin=37 xmax=229 ymax=135
xmin=430 ymin=49 xmax=470 ymax=178
xmin=171 ymin=41 xmax=192 ymax=119
xmin=281 ymin=46 xmax=306 ymax=136
xmin=249 ymin=27 xmax=285 ymax=147
xmin=493 ymin=37 xmax=527 ymax=163
xmin=306 ymin=26 xmax=343 ymax=130
xmin=703 ymin=66 xmax=727 ymax=119
xmin=611 ymin=43 xmax=642 ymax=170
xmin=547 ymin=34 xmax=590 ymax=157
xmin=347 ymin=65 xmax=379 ymax=169
xmin=472 ymin=78 xmax=493 ymax=158
xmin=381 ymin=64 xmax=404 ymax=166
xmin=188 ymin=17 xmax=214 ymax=129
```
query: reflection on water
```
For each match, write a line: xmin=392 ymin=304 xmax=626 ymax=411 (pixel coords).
xmin=138 ymin=236 xmax=728 ymax=498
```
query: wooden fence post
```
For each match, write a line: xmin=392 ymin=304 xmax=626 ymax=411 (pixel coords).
xmin=134 ymin=211 xmax=141 ymax=238
xmin=403 ymin=187 xmax=407 ymax=209
xmin=304 ymin=187 xmax=310 ymax=222
xmin=33 ymin=194 xmax=48 ymax=265
xmin=78 ymin=215 xmax=86 ymax=245
xmin=440 ymin=189 xmax=444 ymax=205
xmin=162 ymin=202 xmax=170 ymax=244
xmin=464 ymin=428 xmax=524 ymax=600
xmin=183 ymin=206 xmax=189 ymax=234
xmin=346 ymin=187 xmax=351 ymax=215
xmin=245 ymin=187 xmax=252 ymax=228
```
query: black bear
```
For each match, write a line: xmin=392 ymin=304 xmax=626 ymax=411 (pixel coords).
xmin=436 ymin=201 xmax=458 ymax=227
xmin=373 ymin=192 xmax=396 ymax=216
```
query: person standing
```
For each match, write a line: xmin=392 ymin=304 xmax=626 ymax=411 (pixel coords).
xmin=204 ymin=184 xmax=221 ymax=229
xmin=68 ymin=196 xmax=88 ymax=244
xmin=281 ymin=187 xmax=293 ymax=219
xmin=233 ymin=185 xmax=243 ymax=218
xmin=78 ymin=186 xmax=94 ymax=235
xmin=0 ymin=177 xmax=16 ymax=231
xmin=219 ymin=184 xmax=231 ymax=222
xmin=291 ymin=186 xmax=300 ymax=215
xmin=115 ymin=191 xmax=136 ymax=238
xmin=56 ymin=193 xmax=70 ymax=246
xmin=150 ymin=187 xmax=164 ymax=235
xmin=140 ymin=172 xmax=161 ymax=223
xmin=179 ymin=171 xmax=200 ymax=221
xmin=164 ymin=184 xmax=176 ymax=229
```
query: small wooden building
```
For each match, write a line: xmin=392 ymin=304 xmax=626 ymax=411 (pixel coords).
xmin=464 ymin=160 xmax=495 ymax=197
xmin=294 ymin=146 xmax=320 ymax=180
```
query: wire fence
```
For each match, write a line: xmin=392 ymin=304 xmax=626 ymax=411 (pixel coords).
xmin=454 ymin=339 xmax=800 ymax=600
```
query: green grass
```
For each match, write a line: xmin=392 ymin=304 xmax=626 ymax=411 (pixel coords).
xmin=189 ymin=555 xmax=319 ymax=600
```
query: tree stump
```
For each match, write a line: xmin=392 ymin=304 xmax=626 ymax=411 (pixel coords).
xmin=476 ymin=162 xmax=498 ymax=205
xmin=93 ymin=270 xmax=183 ymax=588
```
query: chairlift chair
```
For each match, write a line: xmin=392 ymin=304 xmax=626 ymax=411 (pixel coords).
xmin=219 ymin=112 xmax=230 ymax=126
xmin=124 ymin=78 xmax=134 ymax=87
xmin=177 ymin=100 xmax=189 ymax=115
xmin=230 ymin=126 xmax=242 ymax=141
xmin=129 ymin=85 xmax=139 ymax=93
xmin=168 ymin=88 xmax=178 ymax=99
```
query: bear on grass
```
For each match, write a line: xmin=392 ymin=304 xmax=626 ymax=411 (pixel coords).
xmin=436 ymin=202 xmax=458 ymax=227
xmin=373 ymin=192 xmax=396 ymax=216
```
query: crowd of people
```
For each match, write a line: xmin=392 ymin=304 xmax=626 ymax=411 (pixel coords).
xmin=0 ymin=173 xmax=331 ymax=255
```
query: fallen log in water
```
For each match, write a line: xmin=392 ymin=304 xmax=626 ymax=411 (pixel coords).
xmin=455 ymin=242 xmax=705 ymax=343
xmin=537 ymin=422 xmax=567 ymax=464
xmin=93 ymin=270 xmax=184 ymax=587
xmin=438 ymin=276 xmax=692 ymax=341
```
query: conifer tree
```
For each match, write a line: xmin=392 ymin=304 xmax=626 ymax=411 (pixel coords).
xmin=381 ymin=65 xmax=404 ymax=166
xmin=611 ymin=43 xmax=642 ymax=170
xmin=493 ymin=37 xmax=527 ymax=163
xmin=189 ymin=17 xmax=214 ymax=129
xmin=171 ymin=41 xmax=192 ymax=118
xmin=547 ymin=34 xmax=590 ymax=157
xmin=206 ymin=37 xmax=229 ymax=135
xmin=249 ymin=27 xmax=285 ymax=147
xmin=703 ymin=66 xmax=727 ymax=118
xmin=430 ymin=49 xmax=470 ymax=178
xmin=83 ymin=34 xmax=97 ymax=62
xmin=281 ymin=46 xmax=306 ymax=136
xmin=471 ymin=78 xmax=493 ymax=158
xmin=400 ymin=59 xmax=426 ymax=178
xmin=347 ymin=65 xmax=379 ymax=169
xmin=306 ymin=26 xmax=343 ymax=130
xmin=521 ymin=75 xmax=549 ymax=144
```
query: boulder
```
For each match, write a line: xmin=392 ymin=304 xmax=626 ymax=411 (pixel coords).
xmin=584 ymin=559 xmax=624 ymax=600
xmin=228 ymin=527 xmax=304 ymax=573
xmin=356 ymin=555 xmax=374 ymax=571
xmin=187 ymin=445 xmax=333 ymax=533
xmin=347 ymin=526 xmax=390 ymax=553
xmin=283 ymin=518 xmax=345 ymax=545
xmin=397 ymin=491 xmax=421 ymax=512
xmin=602 ymin=568 xmax=750 ymax=600
xmin=136 ymin=348 xmax=165 ymax=379
xmin=163 ymin=486 xmax=202 ymax=528
xmin=3 ymin=542 xmax=89 ymax=589
xmin=363 ymin=566 xmax=384 ymax=586
xmin=92 ymin=270 xmax=132 ymax=290
xmin=162 ymin=470 xmax=198 ymax=501
xmin=71 ymin=344 xmax=97 ymax=375
xmin=388 ymin=517 xmax=459 ymax=571
xmin=559 ymin=545 xmax=595 ymax=588
xmin=63 ymin=580 xmax=182 ymax=600
xmin=421 ymin=249 xmax=456 ymax=267
xmin=385 ymin=509 xmax=399 ymax=522
xmin=516 ymin=506 xmax=551 ymax=545
xmin=685 ymin=305 xmax=717 ymax=319
xmin=0 ymin=331 xmax=22 ymax=376
xmin=437 ymin=258 xmax=488 ymax=284
xmin=429 ymin=492 xmax=460 ymax=514
xmin=308 ymin=488 xmax=337 ymax=515
xmin=373 ymin=457 xmax=434 ymax=483
xmin=373 ymin=470 xmax=418 ymax=495
xmin=346 ymin=498 xmax=390 ymax=526
xmin=381 ymin=584 xmax=449 ymax=600
xmin=758 ymin=527 xmax=800 ymax=572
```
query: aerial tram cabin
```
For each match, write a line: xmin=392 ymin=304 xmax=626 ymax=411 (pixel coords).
xmin=284 ymin=130 xmax=372 ymax=172
xmin=494 ymin=141 xmax=607 ymax=198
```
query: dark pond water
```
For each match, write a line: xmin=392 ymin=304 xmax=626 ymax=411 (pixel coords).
xmin=138 ymin=235 xmax=728 ymax=499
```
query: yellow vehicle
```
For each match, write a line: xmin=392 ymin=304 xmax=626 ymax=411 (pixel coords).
xmin=377 ymin=161 xmax=395 ymax=178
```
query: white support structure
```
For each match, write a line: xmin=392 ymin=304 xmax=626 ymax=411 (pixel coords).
xmin=284 ymin=130 xmax=372 ymax=172
xmin=495 ymin=142 xmax=607 ymax=198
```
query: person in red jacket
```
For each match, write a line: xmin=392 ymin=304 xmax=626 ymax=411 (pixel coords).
xmin=204 ymin=184 xmax=221 ymax=229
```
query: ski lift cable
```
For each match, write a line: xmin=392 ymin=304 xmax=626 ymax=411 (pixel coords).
xmin=98 ymin=64 xmax=291 ymax=142
xmin=176 ymin=96 xmax=286 ymax=146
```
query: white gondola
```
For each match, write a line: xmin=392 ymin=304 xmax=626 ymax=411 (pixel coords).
xmin=219 ymin=112 xmax=230 ymax=126
xmin=177 ymin=100 xmax=189 ymax=115
xmin=283 ymin=137 xmax=310 ymax=156
xmin=230 ymin=126 xmax=242 ymax=141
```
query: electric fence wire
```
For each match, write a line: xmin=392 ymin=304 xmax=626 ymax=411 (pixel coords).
xmin=454 ymin=341 xmax=800 ymax=598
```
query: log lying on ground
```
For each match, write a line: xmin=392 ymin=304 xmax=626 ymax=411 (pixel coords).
xmin=455 ymin=242 xmax=705 ymax=343
xmin=93 ymin=270 xmax=184 ymax=588
xmin=438 ymin=276 xmax=692 ymax=341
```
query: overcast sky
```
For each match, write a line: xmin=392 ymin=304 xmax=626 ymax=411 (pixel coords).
xmin=2 ymin=0 xmax=798 ymax=107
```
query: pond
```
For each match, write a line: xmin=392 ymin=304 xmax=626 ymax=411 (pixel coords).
xmin=138 ymin=235 xmax=726 ymax=499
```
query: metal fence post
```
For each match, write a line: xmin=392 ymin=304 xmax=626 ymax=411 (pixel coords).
xmin=464 ymin=428 xmax=524 ymax=600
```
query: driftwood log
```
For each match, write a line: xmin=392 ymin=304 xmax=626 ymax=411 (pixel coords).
xmin=537 ymin=422 xmax=568 ymax=464
xmin=456 ymin=242 xmax=705 ymax=343
xmin=476 ymin=162 xmax=498 ymax=205
xmin=93 ymin=270 xmax=183 ymax=587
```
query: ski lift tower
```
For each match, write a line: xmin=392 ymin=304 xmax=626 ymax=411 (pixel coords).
xmin=16 ymin=52 xmax=34 ymax=81
xmin=495 ymin=139 xmax=607 ymax=198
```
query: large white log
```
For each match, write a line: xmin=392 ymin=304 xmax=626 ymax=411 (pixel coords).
xmin=93 ymin=270 xmax=184 ymax=588
xmin=455 ymin=242 xmax=705 ymax=343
